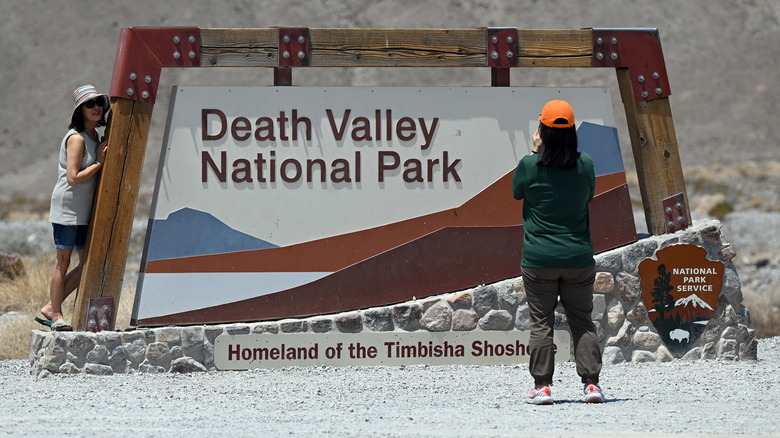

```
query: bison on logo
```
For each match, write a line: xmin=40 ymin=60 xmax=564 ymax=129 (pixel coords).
xmin=639 ymin=244 xmax=724 ymax=357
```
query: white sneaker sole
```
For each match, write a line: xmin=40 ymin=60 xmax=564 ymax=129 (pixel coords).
xmin=585 ymin=394 xmax=605 ymax=403
xmin=524 ymin=396 xmax=553 ymax=405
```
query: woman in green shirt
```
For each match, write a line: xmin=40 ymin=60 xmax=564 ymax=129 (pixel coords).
xmin=512 ymin=100 xmax=604 ymax=404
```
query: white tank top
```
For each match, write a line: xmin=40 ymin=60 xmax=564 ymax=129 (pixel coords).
xmin=49 ymin=129 xmax=100 ymax=226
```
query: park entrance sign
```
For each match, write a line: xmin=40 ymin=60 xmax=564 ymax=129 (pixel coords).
xmin=131 ymin=86 xmax=635 ymax=325
xmin=72 ymin=27 xmax=690 ymax=332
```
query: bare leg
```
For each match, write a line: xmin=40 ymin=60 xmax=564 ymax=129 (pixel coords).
xmin=42 ymin=250 xmax=84 ymax=320
xmin=46 ymin=248 xmax=78 ymax=324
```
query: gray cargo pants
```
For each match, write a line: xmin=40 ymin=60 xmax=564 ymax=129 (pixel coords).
xmin=521 ymin=265 xmax=601 ymax=386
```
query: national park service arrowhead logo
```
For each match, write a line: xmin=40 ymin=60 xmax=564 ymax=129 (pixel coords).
xmin=639 ymin=244 xmax=724 ymax=357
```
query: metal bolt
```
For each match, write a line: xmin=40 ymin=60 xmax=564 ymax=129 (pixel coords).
xmin=638 ymin=75 xmax=645 ymax=83
xmin=189 ymin=51 xmax=196 ymax=59
xmin=144 ymin=75 xmax=152 ymax=84
xmin=127 ymin=88 xmax=134 ymax=96
xmin=596 ymin=52 xmax=604 ymax=60
xmin=103 ymin=305 xmax=111 ymax=313
xmin=129 ymin=72 xmax=137 ymax=81
xmin=506 ymin=36 xmax=513 ymax=44
xmin=666 ymin=207 xmax=673 ymax=215
xmin=298 ymin=51 xmax=306 ymax=59
xmin=88 ymin=319 xmax=97 ymax=329
xmin=491 ymin=51 xmax=499 ymax=60
xmin=491 ymin=36 xmax=498 ymax=44
xmin=506 ymin=51 xmax=514 ymax=58
xmin=642 ymin=90 xmax=649 ymax=98
xmin=611 ymin=52 xmax=618 ymax=60
xmin=282 ymin=50 xmax=290 ymax=59
xmin=656 ymin=87 xmax=663 ymax=95
xmin=90 ymin=306 xmax=98 ymax=315
xmin=141 ymin=91 xmax=149 ymax=99
xmin=675 ymin=202 xmax=683 ymax=211
xmin=173 ymin=51 xmax=181 ymax=59
xmin=100 ymin=319 xmax=109 ymax=328
xmin=283 ymin=35 xmax=290 ymax=43
xmin=298 ymin=35 xmax=305 ymax=44
xmin=653 ymin=72 xmax=660 ymax=79
xmin=611 ymin=37 xmax=618 ymax=45
xmin=678 ymin=216 xmax=686 ymax=224
xmin=189 ymin=35 xmax=196 ymax=44
xmin=173 ymin=36 xmax=181 ymax=44
xmin=668 ymin=221 xmax=676 ymax=229
xmin=596 ymin=37 xmax=603 ymax=45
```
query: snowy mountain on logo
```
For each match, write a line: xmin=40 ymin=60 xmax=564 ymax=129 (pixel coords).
xmin=663 ymin=293 xmax=716 ymax=322
xmin=675 ymin=294 xmax=714 ymax=311
xmin=145 ymin=207 xmax=277 ymax=261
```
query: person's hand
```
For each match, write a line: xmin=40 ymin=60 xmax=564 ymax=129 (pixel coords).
xmin=96 ymin=140 xmax=108 ymax=163
xmin=532 ymin=128 xmax=544 ymax=154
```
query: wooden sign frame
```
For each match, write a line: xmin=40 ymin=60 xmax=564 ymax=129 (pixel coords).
xmin=73 ymin=27 xmax=689 ymax=330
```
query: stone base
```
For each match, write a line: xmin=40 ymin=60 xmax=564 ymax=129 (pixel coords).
xmin=29 ymin=219 xmax=755 ymax=375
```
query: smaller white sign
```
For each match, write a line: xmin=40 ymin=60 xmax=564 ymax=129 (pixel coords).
xmin=214 ymin=330 xmax=571 ymax=370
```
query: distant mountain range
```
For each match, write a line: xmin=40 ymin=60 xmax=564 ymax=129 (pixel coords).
xmin=144 ymin=208 xmax=277 ymax=261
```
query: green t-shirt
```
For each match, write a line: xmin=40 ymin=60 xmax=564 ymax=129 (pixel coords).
xmin=511 ymin=152 xmax=595 ymax=268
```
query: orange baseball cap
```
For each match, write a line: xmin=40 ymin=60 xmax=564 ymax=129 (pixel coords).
xmin=539 ymin=100 xmax=575 ymax=128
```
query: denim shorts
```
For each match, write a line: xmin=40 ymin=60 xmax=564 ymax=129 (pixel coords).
xmin=52 ymin=224 xmax=88 ymax=250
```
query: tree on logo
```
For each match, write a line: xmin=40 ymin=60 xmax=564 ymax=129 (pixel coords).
xmin=651 ymin=263 xmax=675 ymax=323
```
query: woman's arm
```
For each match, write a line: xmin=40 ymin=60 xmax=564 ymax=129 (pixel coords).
xmin=65 ymin=135 xmax=106 ymax=187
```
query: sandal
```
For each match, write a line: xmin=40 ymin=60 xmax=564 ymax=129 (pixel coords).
xmin=51 ymin=321 xmax=73 ymax=332
xmin=34 ymin=316 xmax=53 ymax=328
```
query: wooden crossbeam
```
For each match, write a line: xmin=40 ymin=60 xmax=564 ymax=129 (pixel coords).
xmin=199 ymin=28 xmax=592 ymax=68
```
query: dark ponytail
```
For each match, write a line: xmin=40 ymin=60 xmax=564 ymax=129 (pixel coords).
xmin=536 ymin=120 xmax=578 ymax=169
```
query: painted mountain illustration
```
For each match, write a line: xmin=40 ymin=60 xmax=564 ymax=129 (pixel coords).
xmin=666 ymin=293 xmax=715 ymax=322
xmin=648 ymin=293 xmax=715 ymax=323
xmin=675 ymin=294 xmax=714 ymax=310
xmin=145 ymin=207 xmax=277 ymax=261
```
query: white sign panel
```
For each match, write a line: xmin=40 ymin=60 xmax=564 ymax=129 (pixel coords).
xmin=133 ymin=86 xmax=619 ymax=325
xmin=151 ymin=86 xmax=612 ymax=245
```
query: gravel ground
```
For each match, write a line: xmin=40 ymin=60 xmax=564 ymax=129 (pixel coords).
xmin=1 ymin=338 xmax=778 ymax=437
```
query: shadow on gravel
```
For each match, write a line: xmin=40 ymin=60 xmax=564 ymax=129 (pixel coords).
xmin=542 ymin=398 xmax=631 ymax=404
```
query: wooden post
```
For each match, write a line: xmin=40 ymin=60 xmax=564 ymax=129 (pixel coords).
xmin=72 ymin=98 xmax=153 ymax=330
xmin=616 ymin=68 xmax=691 ymax=235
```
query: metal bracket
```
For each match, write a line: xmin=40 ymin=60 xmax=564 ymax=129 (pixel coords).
xmin=662 ymin=192 xmax=688 ymax=233
xmin=277 ymin=27 xmax=310 ymax=67
xmin=592 ymin=28 xmax=671 ymax=102
xmin=485 ymin=27 xmax=518 ymax=68
xmin=484 ymin=27 xmax=517 ymax=87
xmin=85 ymin=297 xmax=114 ymax=332
xmin=110 ymin=27 xmax=200 ymax=103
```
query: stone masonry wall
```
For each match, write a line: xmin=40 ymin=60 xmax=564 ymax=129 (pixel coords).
xmin=29 ymin=219 xmax=756 ymax=376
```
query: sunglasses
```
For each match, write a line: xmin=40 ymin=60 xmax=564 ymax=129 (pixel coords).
xmin=83 ymin=97 xmax=105 ymax=109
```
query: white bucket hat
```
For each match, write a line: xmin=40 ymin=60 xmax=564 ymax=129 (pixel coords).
xmin=71 ymin=84 xmax=108 ymax=120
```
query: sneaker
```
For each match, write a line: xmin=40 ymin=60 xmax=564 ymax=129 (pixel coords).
xmin=524 ymin=386 xmax=553 ymax=405
xmin=584 ymin=383 xmax=605 ymax=403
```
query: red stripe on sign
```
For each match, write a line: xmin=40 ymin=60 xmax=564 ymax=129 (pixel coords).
xmin=138 ymin=182 xmax=636 ymax=326
xmin=145 ymin=171 xmax=628 ymax=274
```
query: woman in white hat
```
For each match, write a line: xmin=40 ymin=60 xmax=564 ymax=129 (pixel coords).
xmin=37 ymin=85 xmax=109 ymax=331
